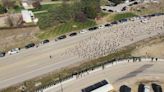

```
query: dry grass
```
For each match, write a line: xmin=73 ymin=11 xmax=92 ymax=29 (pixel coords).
xmin=131 ymin=35 xmax=164 ymax=59
xmin=0 ymin=27 xmax=40 ymax=51
xmin=130 ymin=0 xmax=164 ymax=15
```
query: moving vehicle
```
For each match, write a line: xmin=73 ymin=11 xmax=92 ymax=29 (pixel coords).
xmin=0 ymin=52 xmax=5 ymax=57
xmin=7 ymin=48 xmax=20 ymax=55
xmin=25 ymin=43 xmax=35 ymax=49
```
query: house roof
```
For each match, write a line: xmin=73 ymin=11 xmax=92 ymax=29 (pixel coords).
xmin=22 ymin=0 xmax=41 ymax=4
xmin=21 ymin=10 xmax=33 ymax=23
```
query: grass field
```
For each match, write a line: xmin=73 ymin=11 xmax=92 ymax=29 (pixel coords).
xmin=96 ymin=12 xmax=137 ymax=24
xmin=30 ymin=4 xmax=61 ymax=12
xmin=37 ymin=20 xmax=96 ymax=39
xmin=109 ymin=12 xmax=137 ymax=21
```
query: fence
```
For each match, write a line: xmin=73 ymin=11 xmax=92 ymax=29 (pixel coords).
xmin=35 ymin=56 xmax=164 ymax=92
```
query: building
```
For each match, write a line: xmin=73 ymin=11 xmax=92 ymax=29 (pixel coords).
xmin=21 ymin=10 xmax=38 ymax=23
xmin=21 ymin=0 xmax=41 ymax=9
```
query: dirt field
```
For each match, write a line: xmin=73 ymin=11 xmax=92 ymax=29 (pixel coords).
xmin=0 ymin=27 xmax=40 ymax=51
xmin=131 ymin=36 xmax=164 ymax=59
xmin=130 ymin=0 xmax=164 ymax=15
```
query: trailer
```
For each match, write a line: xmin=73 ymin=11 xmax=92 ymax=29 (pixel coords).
xmin=82 ymin=80 xmax=114 ymax=92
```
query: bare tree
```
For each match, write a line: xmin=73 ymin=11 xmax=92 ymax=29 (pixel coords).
xmin=1 ymin=0 xmax=16 ymax=9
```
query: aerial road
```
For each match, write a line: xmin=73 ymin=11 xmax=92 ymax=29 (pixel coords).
xmin=0 ymin=15 xmax=164 ymax=90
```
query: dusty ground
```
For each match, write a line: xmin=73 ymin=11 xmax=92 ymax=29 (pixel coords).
xmin=130 ymin=0 xmax=164 ymax=15
xmin=131 ymin=36 xmax=164 ymax=59
xmin=0 ymin=27 xmax=40 ymax=51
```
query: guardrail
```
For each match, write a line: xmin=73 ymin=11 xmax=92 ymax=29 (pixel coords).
xmin=36 ymin=57 xmax=164 ymax=92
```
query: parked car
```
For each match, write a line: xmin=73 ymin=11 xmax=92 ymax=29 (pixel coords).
xmin=57 ymin=35 xmax=66 ymax=40
xmin=118 ymin=19 xmax=128 ymax=23
xmin=7 ymin=48 xmax=20 ymax=55
xmin=111 ymin=21 xmax=118 ymax=25
xmin=144 ymin=85 xmax=151 ymax=92
xmin=152 ymin=83 xmax=162 ymax=92
xmin=98 ymin=25 xmax=105 ymax=29
xmin=108 ymin=9 xmax=114 ymax=12
xmin=102 ymin=8 xmax=107 ymax=11
xmin=138 ymin=83 xmax=145 ymax=92
xmin=88 ymin=27 xmax=98 ymax=31
xmin=25 ymin=43 xmax=35 ymax=49
xmin=104 ymin=23 xmax=111 ymax=27
xmin=120 ymin=85 xmax=131 ymax=92
xmin=80 ymin=29 xmax=88 ymax=34
xmin=0 ymin=52 xmax=5 ymax=57
xmin=42 ymin=39 xmax=49 ymax=44
xmin=69 ymin=32 xmax=77 ymax=37
xmin=121 ymin=7 xmax=127 ymax=11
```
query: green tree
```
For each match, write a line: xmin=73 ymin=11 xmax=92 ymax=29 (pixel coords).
xmin=1 ymin=0 xmax=16 ymax=9
xmin=81 ymin=0 xmax=101 ymax=19
xmin=0 ymin=5 xmax=7 ymax=14
xmin=108 ymin=0 xmax=126 ymax=5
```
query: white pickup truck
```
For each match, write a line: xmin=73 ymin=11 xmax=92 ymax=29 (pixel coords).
xmin=7 ymin=48 xmax=20 ymax=55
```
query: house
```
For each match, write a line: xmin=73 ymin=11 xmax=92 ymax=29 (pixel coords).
xmin=21 ymin=0 xmax=41 ymax=9
xmin=21 ymin=10 xmax=38 ymax=23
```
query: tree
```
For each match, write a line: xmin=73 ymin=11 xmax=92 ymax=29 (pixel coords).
xmin=1 ymin=0 xmax=16 ymax=9
xmin=0 ymin=5 xmax=7 ymax=14
xmin=108 ymin=0 xmax=126 ymax=5
xmin=32 ymin=1 xmax=41 ymax=9
xmin=81 ymin=0 xmax=101 ymax=19
xmin=75 ymin=11 xmax=87 ymax=22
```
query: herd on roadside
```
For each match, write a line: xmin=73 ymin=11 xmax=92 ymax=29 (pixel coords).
xmin=0 ymin=13 xmax=164 ymax=58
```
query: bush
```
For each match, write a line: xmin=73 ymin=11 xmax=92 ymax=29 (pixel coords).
xmin=75 ymin=11 xmax=87 ymax=22
xmin=36 ymin=13 xmax=59 ymax=29
xmin=0 ymin=5 xmax=7 ymax=14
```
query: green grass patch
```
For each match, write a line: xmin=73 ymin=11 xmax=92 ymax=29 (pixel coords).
xmin=37 ymin=20 xmax=96 ymax=39
xmin=30 ymin=4 xmax=61 ymax=12
xmin=7 ymin=6 xmax=24 ymax=13
xmin=111 ymin=12 xmax=137 ymax=21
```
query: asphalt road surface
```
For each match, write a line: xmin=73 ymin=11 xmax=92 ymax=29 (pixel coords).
xmin=0 ymin=15 xmax=164 ymax=90
xmin=44 ymin=59 xmax=164 ymax=92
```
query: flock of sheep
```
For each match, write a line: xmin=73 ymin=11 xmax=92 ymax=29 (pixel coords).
xmin=63 ymin=15 xmax=164 ymax=60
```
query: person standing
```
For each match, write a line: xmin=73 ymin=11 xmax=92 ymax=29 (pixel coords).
xmin=49 ymin=55 xmax=52 ymax=59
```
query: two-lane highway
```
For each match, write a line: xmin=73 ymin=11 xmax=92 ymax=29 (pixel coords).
xmin=0 ymin=15 xmax=164 ymax=90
